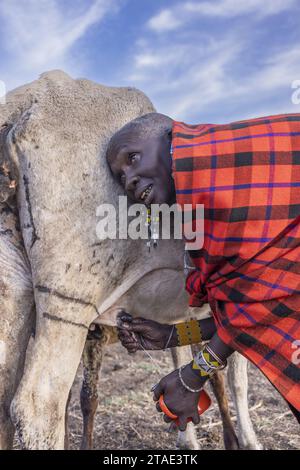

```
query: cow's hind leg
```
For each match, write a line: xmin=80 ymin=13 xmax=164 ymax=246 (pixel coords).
xmin=80 ymin=326 xmax=109 ymax=450
xmin=64 ymin=390 xmax=72 ymax=450
xmin=0 ymin=204 xmax=34 ymax=449
xmin=191 ymin=343 xmax=239 ymax=450
xmin=170 ymin=346 xmax=199 ymax=450
xmin=227 ymin=353 xmax=262 ymax=449
xmin=10 ymin=295 xmax=94 ymax=449
xmin=209 ymin=371 xmax=239 ymax=450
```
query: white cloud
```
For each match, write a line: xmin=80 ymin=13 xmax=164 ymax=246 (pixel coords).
xmin=125 ymin=34 xmax=244 ymax=120
xmin=135 ymin=54 xmax=164 ymax=68
xmin=123 ymin=1 xmax=300 ymax=123
xmin=184 ymin=0 xmax=297 ymax=17
xmin=0 ymin=0 xmax=119 ymax=90
xmin=147 ymin=9 xmax=182 ymax=33
xmin=127 ymin=41 xmax=300 ymax=121
xmin=148 ymin=0 xmax=297 ymax=33
xmin=134 ymin=45 xmax=191 ymax=70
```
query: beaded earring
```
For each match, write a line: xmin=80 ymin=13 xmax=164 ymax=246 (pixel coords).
xmin=146 ymin=206 xmax=159 ymax=252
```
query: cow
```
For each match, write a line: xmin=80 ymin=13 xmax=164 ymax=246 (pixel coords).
xmin=0 ymin=70 xmax=260 ymax=450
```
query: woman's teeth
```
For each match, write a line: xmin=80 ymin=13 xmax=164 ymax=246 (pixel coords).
xmin=141 ymin=184 xmax=153 ymax=201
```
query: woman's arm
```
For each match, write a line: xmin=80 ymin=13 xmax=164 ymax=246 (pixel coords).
xmin=117 ymin=311 xmax=235 ymax=429
xmin=117 ymin=311 xmax=217 ymax=353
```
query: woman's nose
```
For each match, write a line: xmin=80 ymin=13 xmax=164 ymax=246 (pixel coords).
xmin=125 ymin=175 xmax=140 ymax=192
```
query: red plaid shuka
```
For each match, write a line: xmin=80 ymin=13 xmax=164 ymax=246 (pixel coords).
xmin=171 ymin=114 xmax=300 ymax=411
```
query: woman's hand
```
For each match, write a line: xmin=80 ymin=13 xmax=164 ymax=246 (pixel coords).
xmin=152 ymin=363 xmax=208 ymax=431
xmin=117 ymin=311 xmax=176 ymax=353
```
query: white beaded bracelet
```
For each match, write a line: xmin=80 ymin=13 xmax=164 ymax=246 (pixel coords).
xmin=178 ymin=366 xmax=203 ymax=393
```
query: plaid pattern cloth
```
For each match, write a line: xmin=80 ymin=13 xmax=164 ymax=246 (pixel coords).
xmin=171 ymin=114 xmax=300 ymax=411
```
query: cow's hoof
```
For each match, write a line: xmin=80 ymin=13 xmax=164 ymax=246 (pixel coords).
xmin=240 ymin=440 xmax=263 ymax=450
xmin=176 ymin=426 xmax=200 ymax=450
xmin=237 ymin=430 xmax=263 ymax=450
xmin=224 ymin=432 xmax=240 ymax=450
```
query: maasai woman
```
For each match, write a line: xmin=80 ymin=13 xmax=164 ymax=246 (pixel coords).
xmin=106 ymin=112 xmax=300 ymax=431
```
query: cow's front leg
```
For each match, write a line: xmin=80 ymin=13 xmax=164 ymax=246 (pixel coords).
xmin=10 ymin=298 xmax=93 ymax=450
xmin=170 ymin=346 xmax=199 ymax=450
xmin=227 ymin=353 xmax=262 ymax=449
xmin=0 ymin=292 xmax=34 ymax=450
xmin=0 ymin=206 xmax=34 ymax=449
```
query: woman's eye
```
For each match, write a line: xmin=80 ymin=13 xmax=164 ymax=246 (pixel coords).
xmin=129 ymin=153 xmax=138 ymax=163
xmin=120 ymin=174 xmax=126 ymax=185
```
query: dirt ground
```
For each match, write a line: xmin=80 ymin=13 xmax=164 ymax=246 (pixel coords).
xmin=67 ymin=342 xmax=300 ymax=450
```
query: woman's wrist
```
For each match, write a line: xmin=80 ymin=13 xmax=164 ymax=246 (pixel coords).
xmin=162 ymin=324 xmax=178 ymax=348
xmin=170 ymin=324 xmax=179 ymax=347
xmin=207 ymin=332 xmax=234 ymax=362
xmin=181 ymin=361 xmax=209 ymax=389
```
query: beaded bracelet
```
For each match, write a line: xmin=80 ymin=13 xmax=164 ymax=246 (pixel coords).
xmin=178 ymin=366 xmax=203 ymax=393
xmin=192 ymin=344 xmax=227 ymax=377
xmin=205 ymin=344 xmax=225 ymax=365
xmin=175 ymin=319 xmax=202 ymax=347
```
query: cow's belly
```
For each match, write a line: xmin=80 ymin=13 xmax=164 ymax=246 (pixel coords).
xmin=95 ymin=268 xmax=210 ymax=327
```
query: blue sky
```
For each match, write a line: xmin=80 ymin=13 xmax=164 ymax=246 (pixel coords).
xmin=0 ymin=0 xmax=300 ymax=123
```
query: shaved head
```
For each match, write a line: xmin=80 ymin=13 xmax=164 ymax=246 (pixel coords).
xmin=106 ymin=112 xmax=175 ymax=206
xmin=106 ymin=113 xmax=173 ymax=165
